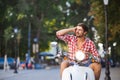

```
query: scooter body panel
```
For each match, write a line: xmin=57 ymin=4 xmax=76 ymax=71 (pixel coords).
xmin=62 ymin=65 xmax=95 ymax=80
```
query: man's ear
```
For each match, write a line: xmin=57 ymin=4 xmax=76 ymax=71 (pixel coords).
xmin=84 ymin=32 xmax=87 ymax=35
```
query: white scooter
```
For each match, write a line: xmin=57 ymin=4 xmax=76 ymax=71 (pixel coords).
xmin=62 ymin=51 xmax=95 ymax=80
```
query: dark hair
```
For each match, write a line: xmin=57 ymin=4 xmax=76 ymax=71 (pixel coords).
xmin=77 ymin=23 xmax=88 ymax=32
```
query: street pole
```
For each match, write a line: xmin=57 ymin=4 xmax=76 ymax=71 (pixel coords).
xmin=33 ymin=38 xmax=39 ymax=64
xmin=14 ymin=28 xmax=18 ymax=73
xmin=103 ymin=0 xmax=111 ymax=80
xmin=28 ymin=22 xmax=31 ymax=63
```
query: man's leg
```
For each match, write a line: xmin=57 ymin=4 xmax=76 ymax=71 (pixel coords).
xmin=89 ymin=63 xmax=101 ymax=80
xmin=60 ymin=60 xmax=69 ymax=78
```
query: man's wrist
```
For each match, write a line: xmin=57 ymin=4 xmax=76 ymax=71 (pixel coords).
xmin=69 ymin=27 xmax=76 ymax=32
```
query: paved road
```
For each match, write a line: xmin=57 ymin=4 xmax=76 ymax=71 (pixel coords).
xmin=0 ymin=66 xmax=120 ymax=80
xmin=100 ymin=67 xmax=120 ymax=80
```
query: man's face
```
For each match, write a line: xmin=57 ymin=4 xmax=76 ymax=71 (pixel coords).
xmin=75 ymin=26 xmax=86 ymax=37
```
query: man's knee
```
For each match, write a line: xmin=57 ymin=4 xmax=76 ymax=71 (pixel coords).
xmin=89 ymin=63 xmax=101 ymax=71
xmin=89 ymin=63 xmax=101 ymax=80
xmin=60 ymin=60 xmax=69 ymax=78
xmin=95 ymin=63 xmax=101 ymax=72
xmin=60 ymin=60 xmax=69 ymax=68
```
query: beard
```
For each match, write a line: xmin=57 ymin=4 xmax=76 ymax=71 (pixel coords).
xmin=75 ymin=32 xmax=84 ymax=38
xmin=75 ymin=34 xmax=83 ymax=38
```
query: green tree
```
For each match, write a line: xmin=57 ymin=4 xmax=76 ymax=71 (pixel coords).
xmin=0 ymin=0 xmax=93 ymax=58
xmin=89 ymin=0 xmax=120 ymax=61
xmin=2 ymin=0 xmax=119 ymax=61
xmin=3 ymin=26 xmax=13 ymax=55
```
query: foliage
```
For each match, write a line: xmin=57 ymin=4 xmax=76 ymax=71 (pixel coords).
xmin=89 ymin=0 xmax=120 ymax=60
xmin=89 ymin=0 xmax=120 ymax=43
xmin=3 ymin=27 xmax=13 ymax=42
xmin=0 ymin=0 xmax=120 ymax=61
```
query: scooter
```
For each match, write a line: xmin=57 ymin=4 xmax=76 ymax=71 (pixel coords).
xmin=62 ymin=50 xmax=95 ymax=80
xmin=55 ymin=52 xmax=68 ymax=65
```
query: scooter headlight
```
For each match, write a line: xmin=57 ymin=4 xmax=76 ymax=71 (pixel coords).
xmin=75 ymin=50 xmax=85 ymax=62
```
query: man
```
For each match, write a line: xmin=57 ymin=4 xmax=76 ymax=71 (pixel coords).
xmin=56 ymin=23 xmax=101 ymax=80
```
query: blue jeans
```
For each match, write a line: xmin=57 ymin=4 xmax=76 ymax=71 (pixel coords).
xmin=69 ymin=59 xmax=92 ymax=67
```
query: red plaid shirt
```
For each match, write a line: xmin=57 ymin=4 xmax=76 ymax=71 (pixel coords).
xmin=57 ymin=34 xmax=100 ymax=62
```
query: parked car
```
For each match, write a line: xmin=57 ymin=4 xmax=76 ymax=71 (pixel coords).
xmin=101 ymin=58 xmax=116 ymax=68
xmin=109 ymin=59 xmax=116 ymax=67
xmin=0 ymin=57 xmax=15 ymax=69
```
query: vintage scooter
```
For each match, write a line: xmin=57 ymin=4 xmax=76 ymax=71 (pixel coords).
xmin=55 ymin=52 xmax=68 ymax=65
xmin=62 ymin=50 xmax=95 ymax=80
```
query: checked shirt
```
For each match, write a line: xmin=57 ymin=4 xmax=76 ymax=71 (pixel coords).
xmin=57 ymin=34 xmax=101 ymax=63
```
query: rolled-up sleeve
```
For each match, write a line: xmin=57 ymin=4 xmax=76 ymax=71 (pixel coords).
xmin=57 ymin=34 xmax=71 ymax=43
xmin=90 ymin=41 xmax=101 ymax=63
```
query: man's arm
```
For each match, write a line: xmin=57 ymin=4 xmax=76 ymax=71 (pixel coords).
xmin=56 ymin=27 xmax=75 ymax=36
xmin=90 ymin=41 xmax=101 ymax=63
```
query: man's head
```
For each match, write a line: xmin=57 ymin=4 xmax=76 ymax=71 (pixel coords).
xmin=77 ymin=23 xmax=88 ymax=32
xmin=75 ymin=23 xmax=88 ymax=37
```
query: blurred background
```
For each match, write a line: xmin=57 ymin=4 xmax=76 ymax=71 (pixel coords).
xmin=0 ymin=0 xmax=120 ymax=70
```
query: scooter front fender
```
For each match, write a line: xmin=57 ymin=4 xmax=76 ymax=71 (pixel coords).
xmin=62 ymin=65 xmax=95 ymax=80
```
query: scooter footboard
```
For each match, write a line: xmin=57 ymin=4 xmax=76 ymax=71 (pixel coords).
xmin=62 ymin=65 xmax=95 ymax=80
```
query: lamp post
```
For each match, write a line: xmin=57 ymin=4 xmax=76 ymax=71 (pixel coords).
xmin=14 ymin=27 xmax=18 ymax=73
xmin=33 ymin=38 xmax=39 ymax=64
xmin=103 ymin=0 xmax=111 ymax=80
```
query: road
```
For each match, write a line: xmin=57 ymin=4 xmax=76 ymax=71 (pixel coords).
xmin=0 ymin=66 xmax=120 ymax=80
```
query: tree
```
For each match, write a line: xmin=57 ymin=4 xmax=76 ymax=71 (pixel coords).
xmin=89 ymin=0 xmax=120 ymax=61
xmin=3 ymin=26 xmax=13 ymax=55
xmin=0 ymin=0 xmax=93 ymax=58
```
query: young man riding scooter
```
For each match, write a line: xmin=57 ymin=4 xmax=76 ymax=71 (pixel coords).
xmin=56 ymin=23 xmax=101 ymax=80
